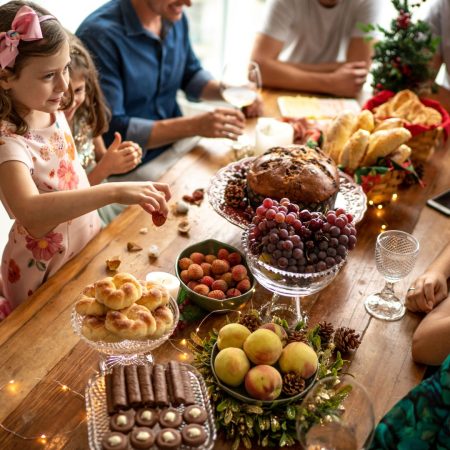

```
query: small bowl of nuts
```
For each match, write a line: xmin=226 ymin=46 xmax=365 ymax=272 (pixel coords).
xmin=175 ymin=239 xmax=256 ymax=311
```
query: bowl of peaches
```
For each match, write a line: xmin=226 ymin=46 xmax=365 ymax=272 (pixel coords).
xmin=175 ymin=239 xmax=256 ymax=312
xmin=71 ymin=272 xmax=179 ymax=358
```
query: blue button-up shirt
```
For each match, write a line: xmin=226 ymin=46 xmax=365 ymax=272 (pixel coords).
xmin=76 ymin=0 xmax=213 ymax=163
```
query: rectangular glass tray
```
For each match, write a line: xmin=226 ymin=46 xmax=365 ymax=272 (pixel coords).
xmin=85 ymin=363 xmax=217 ymax=450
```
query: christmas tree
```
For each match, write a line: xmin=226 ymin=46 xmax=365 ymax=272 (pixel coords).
xmin=362 ymin=0 xmax=440 ymax=94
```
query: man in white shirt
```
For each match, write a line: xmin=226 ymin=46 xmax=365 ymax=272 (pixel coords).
xmin=424 ymin=0 xmax=450 ymax=110
xmin=251 ymin=0 xmax=381 ymax=97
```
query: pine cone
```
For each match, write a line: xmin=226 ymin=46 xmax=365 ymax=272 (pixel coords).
xmin=334 ymin=327 xmax=361 ymax=353
xmin=318 ymin=321 xmax=335 ymax=345
xmin=238 ymin=313 xmax=262 ymax=332
xmin=282 ymin=372 xmax=306 ymax=396
xmin=287 ymin=329 xmax=308 ymax=344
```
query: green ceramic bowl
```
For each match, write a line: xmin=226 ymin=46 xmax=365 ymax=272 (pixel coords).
xmin=210 ymin=343 xmax=317 ymax=407
xmin=175 ymin=239 xmax=256 ymax=312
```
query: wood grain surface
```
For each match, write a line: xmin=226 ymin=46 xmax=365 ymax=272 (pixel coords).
xmin=0 ymin=89 xmax=449 ymax=449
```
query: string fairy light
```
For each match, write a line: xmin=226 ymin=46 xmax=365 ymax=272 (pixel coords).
xmin=0 ymin=378 xmax=85 ymax=444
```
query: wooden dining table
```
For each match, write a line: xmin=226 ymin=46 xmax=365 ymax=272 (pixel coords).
xmin=0 ymin=89 xmax=449 ymax=450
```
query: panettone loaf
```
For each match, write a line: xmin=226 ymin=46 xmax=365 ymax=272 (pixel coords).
xmin=246 ymin=145 xmax=339 ymax=210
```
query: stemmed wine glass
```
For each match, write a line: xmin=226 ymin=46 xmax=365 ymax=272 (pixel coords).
xmin=365 ymin=230 xmax=419 ymax=321
xmin=297 ymin=375 xmax=375 ymax=450
xmin=220 ymin=61 xmax=261 ymax=159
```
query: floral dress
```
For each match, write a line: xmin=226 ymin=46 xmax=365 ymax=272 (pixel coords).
xmin=370 ymin=354 xmax=450 ymax=449
xmin=0 ymin=111 xmax=101 ymax=310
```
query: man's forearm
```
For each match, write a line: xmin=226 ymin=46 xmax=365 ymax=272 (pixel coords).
xmin=145 ymin=116 xmax=199 ymax=149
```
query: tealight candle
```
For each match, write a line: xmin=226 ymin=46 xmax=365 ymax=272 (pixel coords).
xmin=254 ymin=118 xmax=294 ymax=156
xmin=145 ymin=272 xmax=180 ymax=299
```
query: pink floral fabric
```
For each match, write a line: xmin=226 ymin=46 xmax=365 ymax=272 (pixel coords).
xmin=0 ymin=112 xmax=101 ymax=310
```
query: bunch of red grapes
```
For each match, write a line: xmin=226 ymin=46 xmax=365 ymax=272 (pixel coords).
xmin=248 ymin=198 xmax=357 ymax=273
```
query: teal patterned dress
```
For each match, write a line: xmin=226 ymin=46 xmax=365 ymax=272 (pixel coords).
xmin=370 ymin=354 xmax=450 ymax=450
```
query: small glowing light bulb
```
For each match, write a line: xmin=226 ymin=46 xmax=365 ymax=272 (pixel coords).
xmin=180 ymin=339 xmax=187 ymax=346
xmin=368 ymin=200 xmax=374 ymax=206
xmin=392 ymin=193 xmax=398 ymax=201
xmin=377 ymin=205 xmax=383 ymax=210
xmin=381 ymin=224 xmax=387 ymax=231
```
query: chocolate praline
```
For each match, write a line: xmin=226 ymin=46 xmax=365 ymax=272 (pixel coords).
xmin=156 ymin=428 xmax=182 ymax=450
xmin=110 ymin=410 xmax=135 ymax=433
xmin=130 ymin=427 xmax=155 ymax=449
xmin=181 ymin=424 xmax=207 ymax=447
xmin=159 ymin=407 xmax=182 ymax=428
xmin=101 ymin=431 xmax=128 ymax=450
xmin=183 ymin=405 xmax=207 ymax=424
xmin=135 ymin=408 xmax=158 ymax=427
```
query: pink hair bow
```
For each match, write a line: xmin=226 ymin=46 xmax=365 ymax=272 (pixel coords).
xmin=0 ymin=5 xmax=54 ymax=69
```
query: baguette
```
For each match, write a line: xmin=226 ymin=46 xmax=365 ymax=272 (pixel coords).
xmin=323 ymin=110 xmax=357 ymax=163
xmin=339 ymin=129 xmax=370 ymax=170
xmin=373 ymin=118 xmax=404 ymax=132
xmin=355 ymin=110 xmax=374 ymax=133
xmin=389 ymin=144 xmax=411 ymax=165
xmin=362 ymin=128 xmax=412 ymax=166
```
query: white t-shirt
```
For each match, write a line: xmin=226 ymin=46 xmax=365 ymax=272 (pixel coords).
xmin=424 ymin=0 xmax=450 ymax=89
xmin=259 ymin=0 xmax=381 ymax=64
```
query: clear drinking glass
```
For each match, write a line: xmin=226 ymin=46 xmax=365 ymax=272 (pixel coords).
xmin=220 ymin=61 xmax=261 ymax=159
xmin=365 ymin=230 xmax=419 ymax=321
xmin=297 ymin=375 xmax=375 ymax=450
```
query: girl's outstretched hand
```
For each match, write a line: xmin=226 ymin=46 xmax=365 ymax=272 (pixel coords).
xmin=100 ymin=132 xmax=142 ymax=176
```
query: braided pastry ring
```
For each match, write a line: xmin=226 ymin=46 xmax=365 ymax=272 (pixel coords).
xmin=137 ymin=281 xmax=170 ymax=311
xmin=95 ymin=273 xmax=142 ymax=310
xmin=105 ymin=304 xmax=156 ymax=340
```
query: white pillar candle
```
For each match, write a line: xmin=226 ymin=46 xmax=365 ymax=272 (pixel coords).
xmin=254 ymin=118 xmax=294 ymax=156
xmin=145 ymin=272 xmax=180 ymax=299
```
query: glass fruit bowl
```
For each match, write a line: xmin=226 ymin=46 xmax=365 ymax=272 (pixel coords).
xmin=242 ymin=229 xmax=346 ymax=327
xmin=210 ymin=343 xmax=317 ymax=407
xmin=71 ymin=295 xmax=179 ymax=372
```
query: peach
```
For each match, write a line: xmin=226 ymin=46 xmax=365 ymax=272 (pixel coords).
xmin=243 ymin=329 xmax=283 ymax=365
xmin=244 ymin=365 xmax=282 ymax=401
xmin=208 ymin=290 xmax=226 ymax=300
xmin=211 ymin=259 xmax=230 ymax=275
xmin=200 ymin=262 xmax=212 ymax=276
xmin=231 ymin=264 xmax=247 ymax=282
xmin=278 ymin=342 xmax=318 ymax=379
xmin=228 ymin=252 xmax=242 ymax=266
xmin=226 ymin=288 xmax=241 ymax=298
xmin=205 ymin=254 xmax=216 ymax=264
xmin=190 ymin=252 xmax=205 ymax=264
xmin=236 ymin=278 xmax=251 ymax=292
xmin=193 ymin=284 xmax=210 ymax=296
xmin=200 ymin=275 xmax=214 ymax=288
xmin=212 ymin=279 xmax=228 ymax=292
xmin=217 ymin=323 xmax=251 ymax=350
xmin=259 ymin=323 xmax=288 ymax=347
xmin=179 ymin=257 xmax=193 ymax=270
xmin=214 ymin=348 xmax=250 ymax=387
xmin=217 ymin=248 xmax=230 ymax=260
xmin=180 ymin=270 xmax=190 ymax=284
xmin=187 ymin=264 xmax=203 ymax=280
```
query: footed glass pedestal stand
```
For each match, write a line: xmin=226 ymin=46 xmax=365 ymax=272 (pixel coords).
xmin=71 ymin=296 xmax=179 ymax=373
xmin=242 ymin=230 xmax=346 ymax=328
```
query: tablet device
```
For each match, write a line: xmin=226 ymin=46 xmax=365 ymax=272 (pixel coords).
xmin=427 ymin=189 xmax=450 ymax=216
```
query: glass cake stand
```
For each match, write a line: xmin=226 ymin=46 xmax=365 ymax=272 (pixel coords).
xmin=208 ymin=157 xmax=367 ymax=229
xmin=242 ymin=229 xmax=346 ymax=328
xmin=71 ymin=296 xmax=179 ymax=373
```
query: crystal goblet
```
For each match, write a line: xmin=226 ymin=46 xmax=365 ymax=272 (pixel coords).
xmin=365 ymin=230 xmax=419 ymax=321
xmin=71 ymin=296 xmax=179 ymax=373
xmin=242 ymin=229 xmax=346 ymax=328
xmin=297 ymin=375 xmax=375 ymax=450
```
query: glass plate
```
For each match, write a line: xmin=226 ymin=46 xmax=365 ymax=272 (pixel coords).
xmin=71 ymin=296 xmax=179 ymax=356
xmin=85 ymin=364 xmax=217 ymax=450
xmin=207 ymin=157 xmax=367 ymax=229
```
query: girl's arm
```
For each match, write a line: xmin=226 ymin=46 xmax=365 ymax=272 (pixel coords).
xmin=0 ymin=161 xmax=170 ymax=238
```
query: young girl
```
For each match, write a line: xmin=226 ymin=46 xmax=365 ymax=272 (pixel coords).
xmin=0 ymin=1 xmax=171 ymax=314
xmin=65 ymin=33 xmax=142 ymax=224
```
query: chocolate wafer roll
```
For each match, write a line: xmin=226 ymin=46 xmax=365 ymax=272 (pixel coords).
xmin=180 ymin=364 xmax=196 ymax=405
xmin=112 ymin=366 xmax=128 ymax=411
xmin=105 ymin=373 xmax=115 ymax=416
xmin=137 ymin=364 xmax=155 ymax=406
xmin=125 ymin=365 xmax=142 ymax=407
xmin=169 ymin=361 xmax=186 ymax=405
xmin=153 ymin=364 xmax=169 ymax=407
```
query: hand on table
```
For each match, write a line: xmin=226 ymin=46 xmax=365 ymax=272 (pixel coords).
xmin=242 ymin=94 xmax=263 ymax=118
xmin=405 ymin=271 xmax=448 ymax=313
xmin=193 ymin=108 xmax=245 ymax=140
xmin=328 ymin=61 xmax=368 ymax=98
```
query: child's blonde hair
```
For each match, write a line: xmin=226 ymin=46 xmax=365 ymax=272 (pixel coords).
xmin=68 ymin=33 xmax=110 ymax=137
xmin=0 ymin=1 xmax=72 ymax=135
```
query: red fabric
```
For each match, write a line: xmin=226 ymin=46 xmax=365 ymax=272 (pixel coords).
xmin=362 ymin=90 xmax=450 ymax=140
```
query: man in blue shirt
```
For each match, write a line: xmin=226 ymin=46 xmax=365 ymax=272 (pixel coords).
xmin=77 ymin=0 xmax=248 ymax=180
